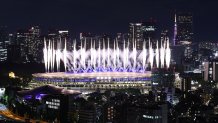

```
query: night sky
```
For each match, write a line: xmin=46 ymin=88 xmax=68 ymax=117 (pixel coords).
xmin=0 ymin=0 xmax=218 ymax=41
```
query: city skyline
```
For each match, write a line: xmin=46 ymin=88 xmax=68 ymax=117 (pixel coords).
xmin=1 ymin=1 xmax=218 ymax=123
xmin=0 ymin=0 xmax=217 ymax=41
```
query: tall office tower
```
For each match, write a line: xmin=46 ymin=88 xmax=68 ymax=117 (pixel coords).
xmin=95 ymin=34 xmax=111 ymax=49
xmin=16 ymin=29 xmax=29 ymax=62
xmin=204 ymin=61 xmax=218 ymax=82
xmin=0 ymin=26 xmax=9 ymax=62
xmin=115 ymin=33 xmax=123 ymax=49
xmin=58 ymin=30 xmax=72 ymax=50
xmin=175 ymin=12 xmax=193 ymax=45
xmin=80 ymin=32 xmax=96 ymax=49
xmin=58 ymin=30 xmax=69 ymax=38
xmin=142 ymin=18 xmax=157 ymax=45
xmin=129 ymin=23 xmax=143 ymax=50
xmin=173 ymin=13 xmax=177 ymax=46
xmin=46 ymin=29 xmax=71 ymax=53
xmin=0 ymin=47 xmax=7 ymax=62
xmin=28 ymin=26 xmax=41 ymax=62
xmin=7 ymin=45 xmax=21 ymax=63
xmin=7 ymin=33 xmax=20 ymax=63
xmin=58 ymin=30 xmax=69 ymax=43
xmin=16 ymin=26 xmax=41 ymax=63
xmin=8 ymin=34 xmax=15 ymax=45
xmin=161 ymin=29 xmax=169 ymax=42
xmin=47 ymin=29 xmax=58 ymax=40
xmin=80 ymin=33 xmax=112 ymax=50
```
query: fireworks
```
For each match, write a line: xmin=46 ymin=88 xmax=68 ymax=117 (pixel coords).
xmin=43 ymin=39 xmax=171 ymax=73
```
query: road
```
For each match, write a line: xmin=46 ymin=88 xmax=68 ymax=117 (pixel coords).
xmin=0 ymin=103 xmax=47 ymax=123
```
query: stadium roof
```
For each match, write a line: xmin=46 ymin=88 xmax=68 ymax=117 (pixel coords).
xmin=17 ymin=85 xmax=81 ymax=96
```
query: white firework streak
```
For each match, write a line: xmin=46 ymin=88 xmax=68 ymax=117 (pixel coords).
xmin=156 ymin=41 xmax=159 ymax=68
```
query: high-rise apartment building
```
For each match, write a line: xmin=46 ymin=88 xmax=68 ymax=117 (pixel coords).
xmin=175 ymin=12 xmax=193 ymax=45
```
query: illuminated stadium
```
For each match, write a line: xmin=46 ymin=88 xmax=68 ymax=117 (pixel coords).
xmin=32 ymin=39 xmax=171 ymax=92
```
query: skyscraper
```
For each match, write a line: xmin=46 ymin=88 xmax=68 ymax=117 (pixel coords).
xmin=175 ymin=12 xmax=193 ymax=45
xmin=161 ymin=29 xmax=169 ymax=43
xmin=129 ymin=23 xmax=143 ymax=50
xmin=7 ymin=45 xmax=21 ymax=63
xmin=173 ymin=13 xmax=177 ymax=46
xmin=8 ymin=34 xmax=15 ymax=45
xmin=16 ymin=29 xmax=29 ymax=62
xmin=129 ymin=19 xmax=157 ymax=50
xmin=58 ymin=30 xmax=69 ymax=38
xmin=16 ymin=26 xmax=41 ymax=63
xmin=58 ymin=30 xmax=71 ymax=50
xmin=204 ymin=61 xmax=218 ymax=82
xmin=80 ymin=32 xmax=96 ymax=50
xmin=142 ymin=18 xmax=157 ymax=44
xmin=46 ymin=29 xmax=71 ymax=50
xmin=0 ymin=45 xmax=7 ymax=62
xmin=28 ymin=26 xmax=41 ymax=62
xmin=0 ymin=26 xmax=9 ymax=62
